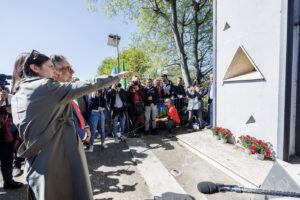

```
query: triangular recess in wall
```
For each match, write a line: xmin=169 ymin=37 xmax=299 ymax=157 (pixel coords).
xmin=246 ymin=115 xmax=256 ymax=124
xmin=223 ymin=45 xmax=264 ymax=82
xmin=223 ymin=22 xmax=231 ymax=31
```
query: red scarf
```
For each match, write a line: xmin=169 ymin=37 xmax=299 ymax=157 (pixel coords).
xmin=72 ymin=100 xmax=85 ymax=129
xmin=158 ymin=87 xmax=162 ymax=99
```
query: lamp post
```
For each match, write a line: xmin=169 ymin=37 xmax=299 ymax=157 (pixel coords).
xmin=107 ymin=33 xmax=121 ymax=73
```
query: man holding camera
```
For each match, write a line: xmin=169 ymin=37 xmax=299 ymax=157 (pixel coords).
xmin=0 ymin=87 xmax=23 ymax=189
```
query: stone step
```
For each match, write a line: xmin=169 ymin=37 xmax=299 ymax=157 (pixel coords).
xmin=176 ymin=130 xmax=274 ymax=188
xmin=126 ymin=138 xmax=198 ymax=200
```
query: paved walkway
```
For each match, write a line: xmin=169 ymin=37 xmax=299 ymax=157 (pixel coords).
xmin=0 ymin=128 xmax=279 ymax=200
xmin=0 ymin=138 xmax=152 ymax=200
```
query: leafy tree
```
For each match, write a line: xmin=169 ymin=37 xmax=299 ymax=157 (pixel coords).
xmin=89 ymin=0 xmax=212 ymax=86
xmin=98 ymin=46 xmax=150 ymax=79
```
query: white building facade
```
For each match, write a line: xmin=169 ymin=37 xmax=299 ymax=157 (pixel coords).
xmin=213 ymin=0 xmax=300 ymax=161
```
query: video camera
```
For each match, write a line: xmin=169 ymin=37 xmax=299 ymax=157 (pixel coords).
xmin=0 ymin=74 xmax=12 ymax=90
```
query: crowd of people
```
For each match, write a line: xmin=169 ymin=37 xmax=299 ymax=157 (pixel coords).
xmin=80 ymin=73 xmax=214 ymax=152
xmin=0 ymin=50 xmax=214 ymax=199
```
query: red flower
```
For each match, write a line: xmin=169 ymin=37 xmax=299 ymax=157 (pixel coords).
xmin=264 ymin=148 xmax=270 ymax=157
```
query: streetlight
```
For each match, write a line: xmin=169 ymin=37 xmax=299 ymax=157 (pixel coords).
xmin=107 ymin=33 xmax=121 ymax=73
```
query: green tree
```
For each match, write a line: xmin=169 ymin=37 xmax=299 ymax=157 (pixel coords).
xmin=98 ymin=46 xmax=150 ymax=79
xmin=89 ymin=0 xmax=212 ymax=85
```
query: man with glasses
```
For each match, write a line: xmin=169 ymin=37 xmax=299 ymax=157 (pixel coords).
xmin=50 ymin=55 xmax=91 ymax=143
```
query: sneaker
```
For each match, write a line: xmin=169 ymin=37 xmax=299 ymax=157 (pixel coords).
xmin=87 ymin=145 xmax=94 ymax=152
xmin=121 ymin=135 xmax=127 ymax=140
xmin=3 ymin=180 xmax=23 ymax=190
xmin=102 ymin=143 xmax=108 ymax=148
xmin=114 ymin=137 xmax=119 ymax=144
xmin=116 ymin=132 xmax=121 ymax=138
xmin=12 ymin=168 xmax=22 ymax=177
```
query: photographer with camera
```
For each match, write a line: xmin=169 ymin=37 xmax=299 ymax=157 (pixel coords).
xmin=0 ymin=85 xmax=23 ymax=189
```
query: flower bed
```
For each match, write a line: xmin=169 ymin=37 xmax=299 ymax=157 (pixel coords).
xmin=210 ymin=127 xmax=232 ymax=143
xmin=209 ymin=128 xmax=276 ymax=160
xmin=237 ymin=135 xmax=275 ymax=160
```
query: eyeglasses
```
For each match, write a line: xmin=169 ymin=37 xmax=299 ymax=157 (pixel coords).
xmin=60 ymin=66 xmax=73 ymax=72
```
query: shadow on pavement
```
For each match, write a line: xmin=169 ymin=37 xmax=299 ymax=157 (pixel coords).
xmin=0 ymin=183 xmax=27 ymax=200
xmin=86 ymin=140 xmax=140 ymax=196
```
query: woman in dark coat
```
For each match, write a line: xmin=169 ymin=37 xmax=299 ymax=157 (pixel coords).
xmin=11 ymin=50 xmax=131 ymax=200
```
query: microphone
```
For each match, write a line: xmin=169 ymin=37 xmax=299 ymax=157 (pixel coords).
xmin=197 ymin=182 xmax=237 ymax=194
xmin=197 ymin=181 xmax=300 ymax=197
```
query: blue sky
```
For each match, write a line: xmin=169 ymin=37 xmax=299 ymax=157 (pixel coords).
xmin=0 ymin=0 xmax=136 ymax=81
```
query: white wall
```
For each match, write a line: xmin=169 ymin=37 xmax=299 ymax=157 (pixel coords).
xmin=216 ymin=0 xmax=282 ymax=151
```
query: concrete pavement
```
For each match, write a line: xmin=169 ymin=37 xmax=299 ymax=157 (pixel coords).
xmin=0 ymin=127 xmax=283 ymax=200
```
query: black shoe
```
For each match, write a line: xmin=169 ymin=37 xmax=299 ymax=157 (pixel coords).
xmin=151 ymin=129 xmax=157 ymax=135
xmin=165 ymin=134 xmax=174 ymax=138
xmin=145 ymin=130 xmax=150 ymax=135
xmin=4 ymin=180 xmax=23 ymax=190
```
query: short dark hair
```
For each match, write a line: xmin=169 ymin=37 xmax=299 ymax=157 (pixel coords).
xmin=177 ymin=77 xmax=182 ymax=80
xmin=161 ymin=74 xmax=168 ymax=78
xmin=24 ymin=50 xmax=50 ymax=78
xmin=147 ymin=78 xmax=152 ymax=82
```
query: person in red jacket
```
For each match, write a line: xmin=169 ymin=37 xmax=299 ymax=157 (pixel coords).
xmin=155 ymin=98 xmax=180 ymax=138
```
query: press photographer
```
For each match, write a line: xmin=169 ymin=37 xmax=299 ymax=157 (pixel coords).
xmin=0 ymin=74 xmax=23 ymax=189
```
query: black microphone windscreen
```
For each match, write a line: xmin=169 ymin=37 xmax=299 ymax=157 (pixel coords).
xmin=197 ymin=182 xmax=219 ymax=194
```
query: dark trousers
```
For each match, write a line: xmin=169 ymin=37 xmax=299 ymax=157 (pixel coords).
xmin=105 ymin=110 xmax=112 ymax=137
xmin=13 ymin=153 xmax=24 ymax=169
xmin=0 ymin=141 xmax=14 ymax=184
xmin=164 ymin=119 xmax=177 ymax=134
xmin=188 ymin=110 xmax=203 ymax=129
xmin=174 ymin=99 xmax=185 ymax=124
xmin=129 ymin=111 xmax=142 ymax=135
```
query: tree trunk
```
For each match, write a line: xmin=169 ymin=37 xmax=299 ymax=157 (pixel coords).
xmin=169 ymin=0 xmax=191 ymax=86
xmin=192 ymin=1 xmax=202 ymax=81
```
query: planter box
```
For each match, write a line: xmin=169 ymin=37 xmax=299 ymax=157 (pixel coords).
xmin=220 ymin=138 xmax=228 ymax=143
xmin=256 ymin=153 xmax=265 ymax=160
xmin=213 ymin=135 xmax=220 ymax=140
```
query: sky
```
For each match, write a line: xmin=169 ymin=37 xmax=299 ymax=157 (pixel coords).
xmin=0 ymin=0 xmax=136 ymax=82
